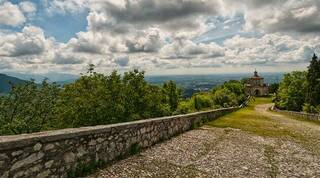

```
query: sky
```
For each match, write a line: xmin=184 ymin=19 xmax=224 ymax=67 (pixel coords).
xmin=0 ymin=0 xmax=320 ymax=79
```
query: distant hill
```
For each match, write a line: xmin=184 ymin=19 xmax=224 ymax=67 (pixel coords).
xmin=0 ymin=74 xmax=26 ymax=94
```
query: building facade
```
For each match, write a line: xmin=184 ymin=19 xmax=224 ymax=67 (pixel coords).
xmin=245 ymin=70 xmax=269 ymax=96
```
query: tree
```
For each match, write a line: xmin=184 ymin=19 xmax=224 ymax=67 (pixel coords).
xmin=192 ymin=93 xmax=213 ymax=111
xmin=0 ymin=80 xmax=60 ymax=135
xmin=275 ymin=71 xmax=307 ymax=111
xmin=306 ymin=53 xmax=320 ymax=106
xmin=56 ymin=71 xmax=125 ymax=128
xmin=162 ymin=81 xmax=182 ymax=112
xmin=212 ymin=88 xmax=238 ymax=108
xmin=269 ymin=83 xmax=279 ymax=94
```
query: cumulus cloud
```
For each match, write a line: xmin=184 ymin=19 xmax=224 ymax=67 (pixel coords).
xmin=161 ymin=36 xmax=225 ymax=60
xmin=0 ymin=2 xmax=25 ymax=26
xmin=53 ymin=52 xmax=84 ymax=65
xmin=223 ymin=0 xmax=320 ymax=34
xmin=0 ymin=26 xmax=51 ymax=57
xmin=92 ymin=0 xmax=221 ymax=24
xmin=125 ymin=28 xmax=164 ymax=53
xmin=1 ymin=0 xmax=319 ymax=75
xmin=88 ymin=0 xmax=222 ymax=37
xmin=223 ymin=34 xmax=319 ymax=65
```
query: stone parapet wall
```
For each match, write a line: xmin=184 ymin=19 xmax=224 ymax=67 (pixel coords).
xmin=0 ymin=107 xmax=238 ymax=178
xmin=272 ymin=106 xmax=320 ymax=122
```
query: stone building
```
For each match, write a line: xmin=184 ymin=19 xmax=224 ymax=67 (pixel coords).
xmin=245 ymin=70 xmax=269 ymax=96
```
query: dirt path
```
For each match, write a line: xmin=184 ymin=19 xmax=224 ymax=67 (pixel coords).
xmin=88 ymin=104 xmax=320 ymax=178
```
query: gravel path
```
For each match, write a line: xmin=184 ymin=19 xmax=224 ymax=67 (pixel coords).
xmin=88 ymin=104 xmax=320 ymax=178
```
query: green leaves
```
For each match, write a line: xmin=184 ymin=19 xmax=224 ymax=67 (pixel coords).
xmin=275 ymin=71 xmax=307 ymax=111
xmin=0 ymin=80 xmax=60 ymax=135
xmin=176 ymin=80 xmax=245 ymax=114
xmin=275 ymin=54 xmax=320 ymax=113
xmin=0 ymin=68 xmax=246 ymax=136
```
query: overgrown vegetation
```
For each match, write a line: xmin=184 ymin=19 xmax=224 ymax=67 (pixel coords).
xmin=274 ymin=53 xmax=320 ymax=113
xmin=0 ymin=65 xmax=246 ymax=136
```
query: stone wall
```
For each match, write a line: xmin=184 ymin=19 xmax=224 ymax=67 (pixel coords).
xmin=0 ymin=107 xmax=238 ymax=178
xmin=272 ymin=106 xmax=320 ymax=122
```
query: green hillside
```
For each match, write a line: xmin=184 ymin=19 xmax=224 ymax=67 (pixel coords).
xmin=0 ymin=74 xmax=26 ymax=94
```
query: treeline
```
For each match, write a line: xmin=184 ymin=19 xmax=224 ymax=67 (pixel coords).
xmin=176 ymin=80 xmax=246 ymax=114
xmin=275 ymin=54 xmax=320 ymax=113
xmin=0 ymin=66 xmax=245 ymax=135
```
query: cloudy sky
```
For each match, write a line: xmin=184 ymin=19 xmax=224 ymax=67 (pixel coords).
xmin=0 ymin=0 xmax=320 ymax=78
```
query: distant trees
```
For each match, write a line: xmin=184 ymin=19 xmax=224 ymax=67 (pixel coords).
xmin=275 ymin=53 xmax=320 ymax=113
xmin=176 ymin=80 xmax=245 ymax=114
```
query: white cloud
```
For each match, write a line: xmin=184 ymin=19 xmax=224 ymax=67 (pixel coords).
xmin=223 ymin=34 xmax=318 ymax=65
xmin=0 ymin=2 xmax=25 ymax=26
xmin=1 ymin=0 xmax=319 ymax=75
xmin=19 ymin=1 xmax=37 ymax=14
xmin=0 ymin=26 xmax=52 ymax=57
xmin=160 ymin=36 xmax=225 ymax=60
xmin=44 ymin=0 xmax=89 ymax=14
xmin=223 ymin=0 xmax=320 ymax=33
xmin=114 ymin=56 xmax=130 ymax=67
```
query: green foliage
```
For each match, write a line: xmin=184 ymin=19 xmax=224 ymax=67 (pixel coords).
xmin=306 ymin=54 xmax=320 ymax=106
xmin=275 ymin=71 xmax=307 ymax=111
xmin=302 ymin=103 xmax=320 ymax=114
xmin=162 ymin=80 xmax=182 ymax=112
xmin=129 ymin=143 xmax=141 ymax=155
xmin=175 ymin=80 xmax=246 ymax=114
xmin=55 ymin=71 xmax=125 ymax=128
xmin=0 ymin=80 xmax=60 ymax=135
xmin=175 ymin=100 xmax=194 ymax=114
xmin=56 ymin=69 xmax=174 ymax=128
xmin=67 ymin=159 xmax=105 ymax=178
xmin=192 ymin=93 xmax=213 ymax=111
xmin=212 ymin=88 xmax=238 ymax=108
xmin=269 ymin=83 xmax=279 ymax=94
xmin=0 ymin=64 xmax=247 ymax=136
xmin=275 ymin=54 xmax=320 ymax=113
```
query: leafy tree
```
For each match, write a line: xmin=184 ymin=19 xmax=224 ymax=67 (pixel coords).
xmin=0 ymin=80 xmax=60 ymax=135
xmin=162 ymin=80 xmax=182 ymax=112
xmin=56 ymin=71 xmax=125 ymax=128
xmin=269 ymin=83 xmax=279 ymax=94
xmin=175 ymin=100 xmax=194 ymax=114
xmin=122 ymin=69 xmax=150 ymax=120
xmin=212 ymin=88 xmax=238 ymax=108
xmin=192 ymin=93 xmax=213 ymax=111
xmin=306 ymin=53 xmax=320 ymax=106
xmin=275 ymin=71 xmax=307 ymax=111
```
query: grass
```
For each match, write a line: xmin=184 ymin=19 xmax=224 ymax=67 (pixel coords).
xmin=206 ymin=96 xmax=290 ymax=138
xmin=207 ymin=96 xmax=320 ymax=155
xmin=270 ymin=110 xmax=320 ymax=126
xmin=207 ymin=97 xmax=305 ymax=138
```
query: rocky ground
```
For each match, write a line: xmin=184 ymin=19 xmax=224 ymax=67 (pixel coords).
xmin=88 ymin=104 xmax=320 ymax=178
